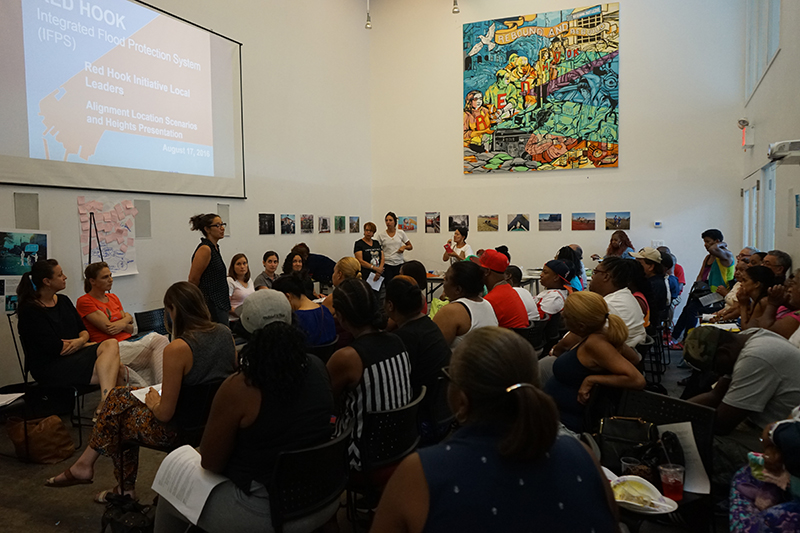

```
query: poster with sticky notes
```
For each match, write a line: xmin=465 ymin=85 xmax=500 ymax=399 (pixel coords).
xmin=77 ymin=195 xmax=138 ymax=276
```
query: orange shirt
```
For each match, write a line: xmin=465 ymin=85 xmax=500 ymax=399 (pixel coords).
xmin=76 ymin=293 xmax=132 ymax=343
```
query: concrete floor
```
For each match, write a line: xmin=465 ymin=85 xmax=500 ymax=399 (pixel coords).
xmin=0 ymin=348 xmax=721 ymax=533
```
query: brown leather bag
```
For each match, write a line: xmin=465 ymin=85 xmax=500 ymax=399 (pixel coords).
xmin=6 ymin=415 xmax=75 ymax=464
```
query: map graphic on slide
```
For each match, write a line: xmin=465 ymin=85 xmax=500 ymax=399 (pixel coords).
xmin=22 ymin=0 xmax=215 ymax=176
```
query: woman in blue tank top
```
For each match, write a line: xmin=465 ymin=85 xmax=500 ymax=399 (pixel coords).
xmin=371 ymin=327 xmax=620 ymax=533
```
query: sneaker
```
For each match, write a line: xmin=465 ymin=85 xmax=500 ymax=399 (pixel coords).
xmin=668 ymin=340 xmax=684 ymax=350
xmin=677 ymin=359 xmax=690 ymax=369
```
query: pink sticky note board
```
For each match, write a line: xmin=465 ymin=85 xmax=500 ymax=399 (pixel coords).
xmin=80 ymin=234 xmax=89 ymax=244
xmin=117 ymin=235 xmax=125 ymax=244
xmin=77 ymin=196 xmax=86 ymax=205
xmin=82 ymin=246 xmax=90 ymax=255
xmin=130 ymin=208 xmax=139 ymax=217
xmin=127 ymin=238 xmax=134 ymax=246
xmin=122 ymin=200 xmax=133 ymax=209
xmin=78 ymin=206 xmax=88 ymax=214
xmin=79 ymin=214 xmax=89 ymax=223
xmin=114 ymin=204 xmax=125 ymax=219
xmin=103 ymin=213 xmax=111 ymax=221
xmin=81 ymin=222 xmax=89 ymax=231
xmin=120 ymin=244 xmax=128 ymax=253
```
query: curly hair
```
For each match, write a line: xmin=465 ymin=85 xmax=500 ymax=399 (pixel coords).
xmin=606 ymin=230 xmax=634 ymax=257
xmin=239 ymin=322 xmax=309 ymax=402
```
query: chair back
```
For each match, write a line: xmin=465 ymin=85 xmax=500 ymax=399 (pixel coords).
xmin=617 ymin=389 xmax=715 ymax=476
xmin=511 ymin=321 xmax=547 ymax=352
xmin=269 ymin=427 xmax=352 ymax=532
xmin=172 ymin=378 xmax=225 ymax=446
xmin=419 ymin=376 xmax=456 ymax=446
xmin=134 ymin=308 xmax=168 ymax=336
xmin=541 ymin=313 xmax=564 ymax=355
xmin=307 ymin=335 xmax=339 ymax=364
xmin=359 ymin=386 xmax=426 ymax=471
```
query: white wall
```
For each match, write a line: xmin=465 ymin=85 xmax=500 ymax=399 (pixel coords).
xmin=369 ymin=0 xmax=746 ymax=279
xmin=742 ymin=1 xmax=800 ymax=261
xmin=0 ymin=0 xmax=373 ymax=387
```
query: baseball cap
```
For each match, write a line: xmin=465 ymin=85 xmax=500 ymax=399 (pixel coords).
xmin=683 ymin=326 xmax=723 ymax=371
xmin=237 ymin=289 xmax=292 ymax=334
xmin=479 ymin=249 xmax=510 ymax=273
xmin=631 ymin=247 xmax=663 ymax=263
xmin=545 ymin=260 xmax=571 ymax=281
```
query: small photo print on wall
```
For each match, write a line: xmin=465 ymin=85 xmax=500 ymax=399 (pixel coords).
xmin=605 ymin=211 xmax=630 ymax=230
xmin=335 ymin=216 xmax=346 ymax=233
xmin=477 ymin=215 xmax=498 ymax=232
xmin=349 ymin=216 xmax=360 ymax=233
xmin=572 ymin=212 xmax=596 ymax=231
xmin=258 ymin=213 xmax=275 ymax=235
xmin=425 ymin=212 xmax=441 ymax=234
xmin=538 ymin=214 xmax=561 ymax=231
xmin=507 ymin=214 xmax=530 ymax=232
xmin=398 ymin=216 xmax=417 ymax=232
xmin=300 ymin=214 xmax=314 ymax=234
xmin=6 ymin=295 xmax=18 ymax=314
xmin=280 ymin=214 xmax=296 ymax=235
xmin=319 ymin=216 xmax=331 ymax=233
xmin=448 ymin=214 xmax=469 ymax=232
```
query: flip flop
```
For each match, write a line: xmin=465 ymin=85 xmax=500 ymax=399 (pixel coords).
xmin=45 ymin=468 xmax=93 ymax=488
xmin=94 ymin=487 xmax=137 ymax=504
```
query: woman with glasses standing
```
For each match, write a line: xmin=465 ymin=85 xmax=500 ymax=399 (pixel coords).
xmin=189 ymin=213 xmax=231 ymax=326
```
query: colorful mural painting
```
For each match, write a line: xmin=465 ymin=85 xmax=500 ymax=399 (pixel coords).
xmin=463 ymin=4 xmax=619 ymax=174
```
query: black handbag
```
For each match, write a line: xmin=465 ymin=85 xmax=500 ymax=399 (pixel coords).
xmin=638 ymin=430 xmax=686 ymax=489
xmin=598 ymin=416 xmax=658 ymax=475
xmin=100 ymin=494 xmax=155 ymax=533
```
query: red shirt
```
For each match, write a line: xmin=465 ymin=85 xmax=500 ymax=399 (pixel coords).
xmin=484 ymin=283 xmax=529 ymax=329
xmin=76 ymin=293 xmax=132 ymax=343
xmin=674 ymin=264 xmax=686 ymax=285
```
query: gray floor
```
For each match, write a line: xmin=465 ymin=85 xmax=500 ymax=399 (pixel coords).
xmin=0 ymin=351 xmax=721 ymax=533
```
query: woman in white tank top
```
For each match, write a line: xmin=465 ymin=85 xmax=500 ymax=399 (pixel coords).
xmin=433 ymin=261 xmax=498 ymax=347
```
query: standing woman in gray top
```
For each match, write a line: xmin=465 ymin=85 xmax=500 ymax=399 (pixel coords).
xmin=188 ymin=213 xmax=231 ymax=326
xmin=45 ymin=282 xmax=236 ymax=503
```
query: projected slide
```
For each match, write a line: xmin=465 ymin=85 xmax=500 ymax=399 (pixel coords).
xmin=21 ymin=0 xmax=215 ymax=176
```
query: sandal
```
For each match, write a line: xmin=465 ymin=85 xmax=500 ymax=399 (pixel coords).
xmin=45 ymin=468 xmax=93 ymax=488
xmin=94 ymin=487 xmax=137 ymax=504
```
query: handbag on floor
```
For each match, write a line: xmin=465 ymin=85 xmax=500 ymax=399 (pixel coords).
xmin=101 ymin=494 xmax=155 ymax=533
xmin=597 ymin=416 xmax=658 ymax=476
xmin=5 ymin=415 xmax=74 ymax=464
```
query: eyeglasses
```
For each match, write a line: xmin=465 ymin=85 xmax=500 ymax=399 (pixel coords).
xmin=441 ymin=366 xmax=459 ymax=387
xmin=208 ymin=223 xmax=227 ymax=228
xmin=593 ymin=267 xmax=608 ymax=275
xmin=736 ymin=254 xmax=751 ymax=263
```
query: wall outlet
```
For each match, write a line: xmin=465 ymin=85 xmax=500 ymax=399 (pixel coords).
xmin=651 ymin=240 xmax=665 ymax=248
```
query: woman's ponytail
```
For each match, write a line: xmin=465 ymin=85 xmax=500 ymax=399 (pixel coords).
xmin=604 ymin=313 xmax=629 ymax=349
xmin=500 ymin=385 xmax=559 ymax=461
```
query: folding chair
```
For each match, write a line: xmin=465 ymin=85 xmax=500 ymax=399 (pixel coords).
xmin=307 ymin=335 xmax=339 ymax=364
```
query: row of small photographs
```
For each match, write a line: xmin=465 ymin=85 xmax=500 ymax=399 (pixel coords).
xmin=258 ymin=212 xmax=631 ymax=235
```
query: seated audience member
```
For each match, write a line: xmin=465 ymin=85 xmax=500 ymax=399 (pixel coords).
xmin=327 ymin=279 xmax=412 ymax=469
xmin=371 ymin=327 xmax=619 ymax=533
xmin=291 ymin=242 xmax=336 ymax=286
xmin=386 ymin=276 xmax=451 ymax=401
xmin=480 ymin=249 xmax=529 ymax=329
xmin=253 ymin=250 xmax=279 ymax=290
xmin=442 ymin=226 xmax=473 ymax=264
xmin=660 ymin=252 xmax=680 ymax=302
xmin=154 ymin=314 xmax=335 ymax=533
xmin=236 ymin=288 xmax=293 ymax=338
xmin=18 ymin=260 xmax=121 ymax=415
xmin=733 ymin=246 xmax=760 ymax=269
xmin=710 ymin=261 xmax=746 ymax=323
xmin=671 ymin=229 xmax=735 ymax=344
xmin=321 ymin=257 xmax=362 ymax=312
xmin=272 ymin=273 xmax=336 ymax=346
xmin=591 ymin=230 xmax=635 ymax=261
xmin=543 ymin=291 xmax=645 ymax=434
xmin=46 ymin=282 xmax=236 ymax=501
xmin=737 ymin=265 xmax=777 ymax=330
xmin=282 ymin=252 xmax=316 ymax=299
xmin=658 ymin=245 xmax=686 ymax=297
xmin=400 ymin=259 xmax=430 ymax=315
xmin=227 ymin=254 xmax=255 ymax=331
xmin=632 ymin=247 xmax=669 ymax=330
xmin=763 ymin=250 xmax=793 ymax=284
xmin=555 ymin=246 xmax=584 ymax=291
xmin=685 ymin=327 xmax=800 ymax=487
xmin=505 ymin=265 xmax=539 ymax=322
xmin=570 ymin=243 xmax=589 ymax=289
xmin=433 ymin=261 xmax=498 ymax=347
xmin=78 ymin=262 xmax=167 ymax=386
xmin=528 ymin=261 xmax=573 ymax=322
xmin=763 ymin=271 xmax=800 ymax=347
xmin=587 ymin=257 xmax=647 ymax=347
xmin=751 ymin=252 xmax=767 ymax=266
xmin=729 ymin=407 xmax=800 ymax=532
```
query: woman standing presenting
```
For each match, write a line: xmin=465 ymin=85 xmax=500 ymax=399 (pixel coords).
xmin=188 ymin=213 xmax=230 ymax=326
xmin=442 ymin=227 xmax=472 ymax=264
xmin=378 ymin=212 xmax=412 ymax=284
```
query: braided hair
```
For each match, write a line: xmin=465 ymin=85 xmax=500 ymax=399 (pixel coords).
xmin=332 ymin=278 xmax=386 ymax=329
xmin=239 ymin=321 xmax=309 ymax=402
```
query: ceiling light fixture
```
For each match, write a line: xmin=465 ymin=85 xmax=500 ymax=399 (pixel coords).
xmin=452 ymin=0 xmax=460 ymax=14
xmin=365 ymin=0 xmax=372 ymax=29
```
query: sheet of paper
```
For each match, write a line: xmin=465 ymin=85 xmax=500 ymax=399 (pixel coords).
xmin=0 ymin=393 xmax=24 ymax=407
xmin=698 ymin=292 xmax=724 ymax=307
xmin=152 ymin=445 xmax=226 ymax=525
xmin=658 ymin=421 xmax=710 ymax=494
xmin=131 ymin=383 xmax=162 ymax=403
xmin=366 ymin=275 xmax=384 ymax=291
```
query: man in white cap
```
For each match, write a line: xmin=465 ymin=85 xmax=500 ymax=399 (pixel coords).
xmin=237 ymin=289 xmax=292 ymax=337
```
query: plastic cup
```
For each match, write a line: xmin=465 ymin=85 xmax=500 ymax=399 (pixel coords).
xmin=658 ymin=464 xmax=685 ymax=502
xmin=620 ymin=457 xmax=640 ymax=476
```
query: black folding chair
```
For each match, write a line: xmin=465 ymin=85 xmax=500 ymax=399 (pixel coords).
xmin=307 ymin=335 xmax=339 ymax=364
xmin=269 ymin=427 xmax=352 ymax=533
xmin=418 ymin=376 xmax=456 ymax=447
xmin=511 ymin=320 xmax=547 ymax=356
